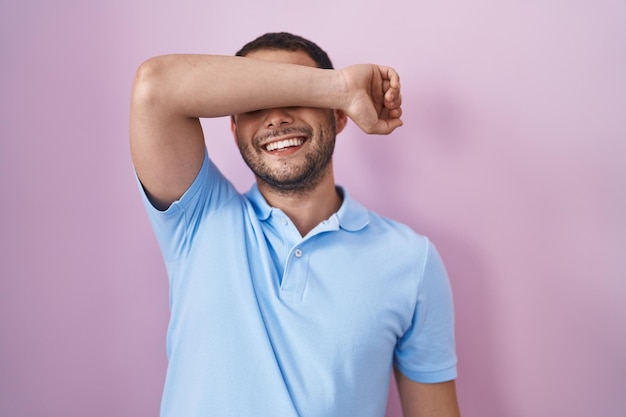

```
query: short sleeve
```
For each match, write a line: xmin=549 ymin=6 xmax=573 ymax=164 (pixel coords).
xmin=394 ymin=241 xmax=457 ymax=383
xmin=137 ymin=148 xmax=239 ymax=262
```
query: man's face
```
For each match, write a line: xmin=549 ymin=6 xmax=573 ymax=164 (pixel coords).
xmin=231 ymin=49 xmax=343 ymax=194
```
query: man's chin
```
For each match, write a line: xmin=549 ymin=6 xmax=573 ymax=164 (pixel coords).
xmin=256 ymin=170 xmax=322 ymax=195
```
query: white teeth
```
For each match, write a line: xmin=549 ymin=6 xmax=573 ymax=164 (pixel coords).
xmin=265 ymin=138 xmax=304 ymax=151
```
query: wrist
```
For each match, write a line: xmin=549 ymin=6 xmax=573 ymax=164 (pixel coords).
xmin=331 ymin=68 xmax=351 ymax=112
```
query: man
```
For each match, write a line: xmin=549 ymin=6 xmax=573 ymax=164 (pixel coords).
xmin=130 ymin=32 xmax=460 ymax=417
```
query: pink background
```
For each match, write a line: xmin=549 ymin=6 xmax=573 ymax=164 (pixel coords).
xmin=1 ymin=1 xmax=625 ymax=416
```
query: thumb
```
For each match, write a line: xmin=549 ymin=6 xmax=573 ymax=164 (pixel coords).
xmin=371 ymin=117 xmax=403 ymax=135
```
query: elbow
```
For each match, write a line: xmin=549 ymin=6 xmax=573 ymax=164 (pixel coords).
xmin=131 ymin=57 xmax=169 ymax=110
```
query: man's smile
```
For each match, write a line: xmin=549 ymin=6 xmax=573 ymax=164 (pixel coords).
xmin=264 ymin=137 xmax=306 ymax=152
xmin=256 ymin=127 xmax=313 ymax=154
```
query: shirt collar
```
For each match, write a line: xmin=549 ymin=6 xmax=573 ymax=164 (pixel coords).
xmin=245 ymin=183 xmax=273 ymax=221
xmin=244 ymin=183 xmax=369 ymax=232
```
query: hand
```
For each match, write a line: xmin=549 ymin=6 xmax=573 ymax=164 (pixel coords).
xmin=339 ymin=64 xmax=403 ymax=135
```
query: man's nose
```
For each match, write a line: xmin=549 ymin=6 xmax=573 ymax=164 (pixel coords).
xmin=264 ymin=108 xmax=294 ymax=129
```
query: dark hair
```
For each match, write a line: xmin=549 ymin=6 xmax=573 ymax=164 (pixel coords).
xmin=235 ymin=32 xmax=334 ymax=70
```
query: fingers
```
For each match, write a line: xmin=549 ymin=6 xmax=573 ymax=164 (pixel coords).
xmin=385 ymin=91 xmax=402 ymax=112
xmin=375 ymin=66 xmax=403 ymax=134
xmin=389 ymin=105 xmax=402 ymax=119
xmin=344 ymin=63 xmax=404 ymax=135
xmin=380 ymin=65 xmax=402 ymax=116
xmin=383 ymin=90 xmax=402 ymax=126
xmin=384 ymin=86 xmax=401 ymax=108
xmin=382 ymin=66 xmax=401 ymax=96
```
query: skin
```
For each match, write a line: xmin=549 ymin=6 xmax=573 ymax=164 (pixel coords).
xmin=232 ymin=53 xmax=338 ymax=191
xmin=230 ymin=49 xmax=347 ymax=234
xmin=130 ymin=48 xmax=460 ymax=416
xmin=395 ymin=369 xmax=461 ymax=417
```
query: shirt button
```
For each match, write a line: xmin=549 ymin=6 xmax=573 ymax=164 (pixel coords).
xmin=280 ymin=217 xmax=288 ymax=226
xmin=294 ymin=249 xmax=303 ymax=258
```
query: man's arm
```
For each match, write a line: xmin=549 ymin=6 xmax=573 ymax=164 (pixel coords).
xmin=394 ymin=368 xmax=461 ymax=417
xmin=129 ymin=54 xmax=402 ymax=209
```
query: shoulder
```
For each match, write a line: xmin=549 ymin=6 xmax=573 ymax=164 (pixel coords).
xmin=366 ymin=209 xmax=430 ymax=250
xmin=338 ymin=188 xmax=427 ymax=245
xmin=336 ymin=189 xmax=435 ymax=267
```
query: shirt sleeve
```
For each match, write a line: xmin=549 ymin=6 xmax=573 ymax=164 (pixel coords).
xmin=136 ymin=148 xmax=239 ymax=262
xmin=393 ymin=240 xmax=458 ymax=383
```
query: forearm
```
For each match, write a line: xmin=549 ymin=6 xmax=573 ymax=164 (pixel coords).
xmin=132 ymin=54 xmax=345 ymax=119
xmin=128 ymin=53 xmax=402 ymax=208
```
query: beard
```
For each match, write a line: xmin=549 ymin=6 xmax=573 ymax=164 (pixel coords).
xmin=236 ymin=114 xmax=337 ymax=195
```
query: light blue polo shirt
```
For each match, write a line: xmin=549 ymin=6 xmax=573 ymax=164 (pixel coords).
xmin=140 ymin=150 xmax=457 ymax=417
